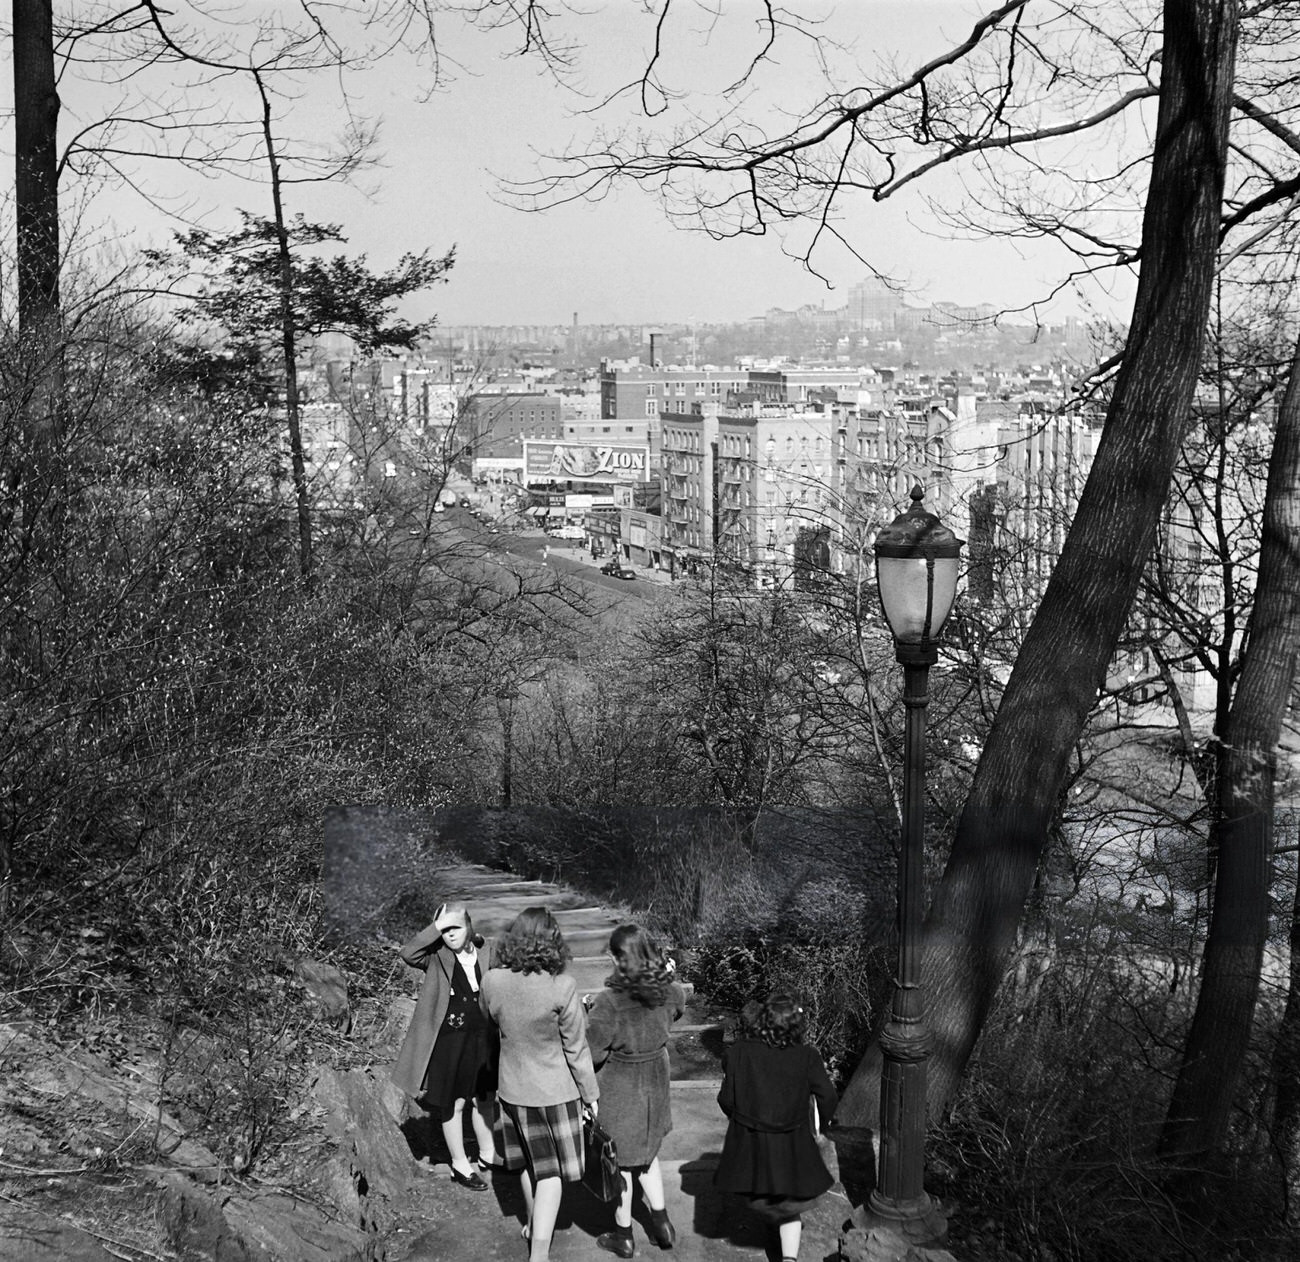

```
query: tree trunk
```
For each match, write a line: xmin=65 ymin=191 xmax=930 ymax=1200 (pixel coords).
xmin=257 ymin=74 xmax=313 ymax=584
xmin=838 ymin=0 xmax=1240 ymax=1127
xmin=1270 ymin=828 xmax=1300 ymax=1220
xmin=1159 ymin=327 xmax=1300 ymax=1159
xmin=11 ymin=0 xmax=63 ymax=448
xmin=13 ymin=0 xmax=60 ymax=340
xmin=6 ymin=0 xmax=62 ymax=922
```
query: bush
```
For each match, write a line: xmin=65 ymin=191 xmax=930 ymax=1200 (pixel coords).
xmin=933 ymin=934 xmax=1295 ymax=1262
xmin=0 ymin=321 xmax=490 ymax=1170
xmin=687 ymin=930 xmax=890 ymax=1086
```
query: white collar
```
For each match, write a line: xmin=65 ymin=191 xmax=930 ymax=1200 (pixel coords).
xmin=454 ymin=945 xmax=480 ymax=990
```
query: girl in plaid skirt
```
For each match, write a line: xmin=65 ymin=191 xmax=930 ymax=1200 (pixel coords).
xmin=481 ymin=907 xmax=600 ymax=1262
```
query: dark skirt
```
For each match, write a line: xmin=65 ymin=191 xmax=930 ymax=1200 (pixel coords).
xmin=419 ymin=1024 xmax=496 ymax=1121
xmin=713 ymin=1120 xmax=833 ymax=1203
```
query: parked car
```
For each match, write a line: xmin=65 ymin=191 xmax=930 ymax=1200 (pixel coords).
xmin=600 ymin=560 xmax=636 ymax=580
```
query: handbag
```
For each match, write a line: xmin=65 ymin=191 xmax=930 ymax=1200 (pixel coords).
xmin=580 ymin=1112 xmax=620 ymax=1202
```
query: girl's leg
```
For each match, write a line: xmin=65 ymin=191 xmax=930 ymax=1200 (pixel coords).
xmin=614 ymin=1169 xmax=635 ymax=1228
xmin=440 ymin=1099 xmax=475 ymax=1176
xmin=519 ymin=1166 xmax=535 ymax=1233
xmin=597 ymin=1170 xmax=636 ymax=1256
xmin=637 ymin=1158 xmax=666 ymax=1211
xmin=470 ymin=1094 xmax=499 ymax=1166
xmin=777 ymin=1215 xmax=802 ymax=1260
xmin=640 ymin=1160 xmax=675 ymax=1248
xmin=529 ymin=1175 xmax=563 ymax=1262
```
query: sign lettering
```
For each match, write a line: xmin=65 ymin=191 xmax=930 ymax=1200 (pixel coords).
xmin=523 ymin=442 xmax=651 ymax=484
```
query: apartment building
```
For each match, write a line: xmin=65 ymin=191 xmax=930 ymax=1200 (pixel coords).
xmin=599 ymin=359 xmax=749 ymax=420
xmin=747 ymin=365 xmax=882 ymax=406
xmin=462 ymin=393 xmax=564 ymax=456
xmin=656 ymin=400 xmax=847 ymax=584
xmin=652 ymin=384 xmax=1107 ymax=594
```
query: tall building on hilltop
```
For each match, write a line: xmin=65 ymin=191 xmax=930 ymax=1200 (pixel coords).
xmin=846 ymin=277 xmax=903 ymax=330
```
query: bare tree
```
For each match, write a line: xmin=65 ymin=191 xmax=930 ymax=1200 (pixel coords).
xmin=1159 ymin=319 xmax=1300 ymax=1161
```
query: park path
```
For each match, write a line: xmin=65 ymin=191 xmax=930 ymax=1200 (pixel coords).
xmin=388 ymin=862 xmax=850 ymax=1262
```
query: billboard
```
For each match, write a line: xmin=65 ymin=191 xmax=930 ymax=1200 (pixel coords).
xmin=523 ymin=442 xmax=651 ymax=484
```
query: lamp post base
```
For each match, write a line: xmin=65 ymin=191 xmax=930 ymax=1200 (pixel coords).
xmin=839 ymin=1196 xmax=952 ymax=1262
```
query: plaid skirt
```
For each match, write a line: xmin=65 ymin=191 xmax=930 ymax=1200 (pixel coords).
xmin=495 ymin=1098 xmax=585 ymax=1183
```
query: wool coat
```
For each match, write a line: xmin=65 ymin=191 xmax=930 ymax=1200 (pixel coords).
xmin=586 ymin=980 xmax=686 ymax=1167
xmin=479 ymin=967 xmax=599 ymax=1108
xmin=713 ymin=1038 xmax=838 ymax=1201
xmin=390 ymin=922 xmax=495 ymax=1098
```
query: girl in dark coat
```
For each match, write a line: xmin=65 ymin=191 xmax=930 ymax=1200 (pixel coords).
xmin=713 ymin=990 xmax=838 ymax=1262
xmin=390 ymin=902 xmax=499 ymax=1190
xmin=586 ymin=924 xmax=685 ymax=1257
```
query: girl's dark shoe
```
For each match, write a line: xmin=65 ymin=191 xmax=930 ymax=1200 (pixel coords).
xmin=596 ymin=1227 xmax=635 ymax=1258
xmin=648 ymin=1208 xmax=676 ymax=1249
xmin=449 ymin=1167 xmax=489 ymax=1191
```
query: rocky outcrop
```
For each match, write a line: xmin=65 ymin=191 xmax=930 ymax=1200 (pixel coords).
xmin=839 ymin=1202 xmax=958 ymax=1262
xmin=310 ymin=1066 xmax=418 ymax=1237
xmin=0 ymin=1019 xmax=222 ymax=1180
xmin=0 ymin=1209 xmax=117 ymax=1262
xmin=160 ymin=1172 xmax=374 ymax=1262
xmin=156 ymin=1063 xmax=418 ymax=1260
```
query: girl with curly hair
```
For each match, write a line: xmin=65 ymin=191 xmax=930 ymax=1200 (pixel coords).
xmin=713 ymin=989 xmax=838 ymax=1262
xmin=481 ymin=907 xmax=599 ymax=1262
xmin=585 ymin=924 xmax=686 ymax=1257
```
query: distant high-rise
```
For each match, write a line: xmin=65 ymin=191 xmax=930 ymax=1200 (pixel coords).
xmin=846 ymin=277 xmax=903 ymax=330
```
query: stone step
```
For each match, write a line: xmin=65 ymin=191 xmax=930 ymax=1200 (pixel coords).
xmin=428 ymin=871 xmax=560 ymax=893
xmin=470 ymin=893 xmax=613 ymax=911
xmin=473 ymin=915 xmax=620 ymax=941
xmin=659 ymin=1078 xmax=725 ymax=1168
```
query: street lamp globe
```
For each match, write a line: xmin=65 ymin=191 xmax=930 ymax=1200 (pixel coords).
xmin=873 ymin=485 xmax=964 ymax=655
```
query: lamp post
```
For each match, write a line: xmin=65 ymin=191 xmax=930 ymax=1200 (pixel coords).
xmin=869 ymin=485 xmax=963 ymax=1245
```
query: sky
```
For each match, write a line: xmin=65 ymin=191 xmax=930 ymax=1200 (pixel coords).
xmin=6 ymin=1 xmax=1140 ymax=330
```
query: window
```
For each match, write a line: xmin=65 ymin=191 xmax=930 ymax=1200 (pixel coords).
xmin=710 ymin=380 xmax=721 ymax=395
xmin=646 ymin=400 xmax=657 ymax=417
xmin=647 ymin=385 xmax=657 ymax=396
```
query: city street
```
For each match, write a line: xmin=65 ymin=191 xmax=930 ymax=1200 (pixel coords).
xmin=506 ymin=529 xmax=672 ymax=598
xmin=439 ymin=490 xmax=671 ymax=600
